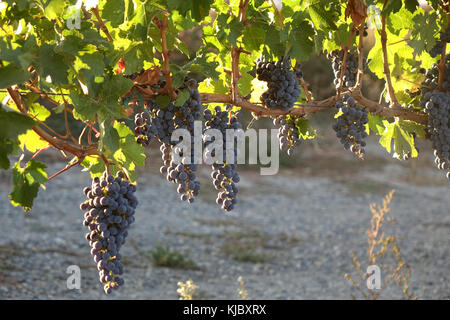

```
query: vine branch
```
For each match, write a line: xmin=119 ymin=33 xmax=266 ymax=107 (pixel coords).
xmin=153 ymin=14 xmax=176 ymax=100
xmin=91 ymin=7 xmax=113 ymax=42
xmin=380 ymin=0 xmax=400 ymax=108
xmin=6 ymin=87 xmax=98 ymax=158
xmin=356 ymin=22 xmax=365 ymax=89
xmin=199 ymin=90 xmax=428 ymax=124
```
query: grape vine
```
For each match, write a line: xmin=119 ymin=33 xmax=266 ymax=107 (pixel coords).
xmin=0 ymin=0 xmax=449 ymax=295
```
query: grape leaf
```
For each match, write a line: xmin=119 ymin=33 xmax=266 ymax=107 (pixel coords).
xmin=113 ymin=121 xmax=146 ymax=167
xmin=69 ymin=92 xmax=101 ymax=122
xmin=0 ymin=63 xmax=31 ymax=89
xmin=101 ymin=0 xmax=125 ymax=27
xmin=18 ymin=130 xmax=48 ymax=153
xmin=44 ymin=0 xmax=66 ymax=20
xmin=0 ymin=107 xmax=36 ymax=140
xmin=242 ymin=24 xmax=265 ymax=52
xmin=0 ymin=139 xmax=18 ymax=170
xmin=308 ymin=4 xmax=337 ymax=30
xmin=9 ymin=159 xmax=48 ymax=212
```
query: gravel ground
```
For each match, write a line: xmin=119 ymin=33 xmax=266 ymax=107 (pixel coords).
xmin=0 ymin=145 xmax=448 ymax=300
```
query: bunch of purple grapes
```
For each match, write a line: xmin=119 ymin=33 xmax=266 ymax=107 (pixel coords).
xmin=430 ymin=26 xmax=450 ymax=58
xmin=204 ymin=106 xmax=241 ymax=211
xmin=421 ymin=54 xmax=450 ymax=94
xmin=80 ymin=171 xmax=138 ymax=294
xmin=256 ymin=56 xmax=301 ymax=110
xmin=327 ymin=49 xmax=366 ymax=89
xmin=134 ymin=79 xmax=202 ymax=146
xmin=273 ymin=116 xmax=302 ymax=156
xmin=160 ymin=142 xmax=201 ymax=202
xmin=332 ymin=94 xmax=369 ymax=157
xmin=421 ymin=90 xmax=450 ymax=179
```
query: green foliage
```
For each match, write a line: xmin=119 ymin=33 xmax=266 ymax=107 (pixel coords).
xmin=0 ymin=0 xmax=448 ymax=211
xmin=9 ymin=158 xmax=47 ymax=211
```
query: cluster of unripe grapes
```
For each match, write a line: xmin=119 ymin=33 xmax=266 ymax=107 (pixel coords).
xmin=255 ymin=56 xmax=301 ymax=110
xmin=333 ymin=94 xmax=369 ymax=158
xmin=327 ymin=50 xmax=365 ymax=89
xmin=204 ymin=106 xmax=241 ymax=211
xmin=80 ymin=171 xmax=138 ymax=294
xmin=273 ymin=116 xmax=302 ymax=156
xmin=430 ymin=26 xmax=450 ymax=58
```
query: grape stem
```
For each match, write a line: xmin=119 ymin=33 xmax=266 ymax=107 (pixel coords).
xmin=299 ymin=78 xmax=312 ymax=103
xmin=437 ymin=27 xmax=448 ymax=91
xmin=380 ymin=0 xmax=400 ymax=108
xmin=91 ymin=7 xmax=114 ymax=43
xmin=336 ymin=29 xmax=355 ymax=95
xmin=230 ymin=1 xmax=250 ymax=104
xmin=153 ymin=14 xmax=177 ymax=100
xmin=355 ymin=21 xmax=365 ymax=89
xmin=47 ymin=157 xmax=83 ymax=181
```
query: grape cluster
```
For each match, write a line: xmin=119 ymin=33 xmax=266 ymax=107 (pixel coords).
xmin=421 ymin=90 xmax=450 ymax=179
xmin=332 ymin=95 xmax=369 ymax=157
xmin=255 ymin=57 xmax=301 ymax=110
xmin=204 ymin=106 xmax=241 ymax=211
xmin=273 ymin=116 xmax=302 ymax=156
xmin=293 ymin=62 xmax=304 ymax=79
xmin=80 ymin=171 xmax=138 ymax=294
xmin=327 ymin=50 xmax=365 ymax=89
xmin=134 ymin=79 xmax=202 ymax=146
xmin=430 ymin=26 xmax=450 ymax=58
xmin=160 ymin=142 xmax=201 ymax=202
xmin=420 ymin=54 xmax=450 ymax=94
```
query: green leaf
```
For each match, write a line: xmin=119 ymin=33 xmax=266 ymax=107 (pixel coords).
xmin=308 ymin=4 xmax=337 ymax=30
xmin=69 ymin=92 xmax=101 ymax=122
xmin=113 ymin=121 xmax=145 ymax=166
xmin=191 ymin=0 xmax=213 ymax=21
xmin=368 ymin=114 xmax=386 ymax=135
xmin=9 ymin=159 xmax=47 ymax=212
xmin=102 ymin=0 xmax=125 ymax=27
xmin=28 ymin=104 xmax=51 ymax=122
xmin=242 ymin=25 xmax=265 ymax=52
xmin=44 ymin=0 xmax=66 ymax=20
xmin=227 ymin=17 xmax=244 ymax=46
xmin=0 ymin=107 xmax=35 ymax=140
xmin=0 ymin=139 xmax=18 ymax=170
xmin=379 ymin=121 xmax=395 ymax=153
xmin=155 ymin=95 xmax=171 ymax=108
xmin=410 ymin=11 xmax=438 ymax=55
xmin=378 ymin=120 xmax=419 ymax=159
xmin=38 ymin=44 xmax=71 ymax=84
xmin=0 ymin=64 xmax=30 ymax=89
xmin=101 ymin=121 xmax=120 ymax=154
xmin=382 ymin=0 xmax=402 ymax=15
xmin=296 ymin=118 xmax=316 ymax=139
xmin=174 ymin=90 xmax=190 ymax=107
xmin=404 ymin=0 xmax=418 ymax=12
xmin=18 ymin=129 xmax=49 ymax=153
